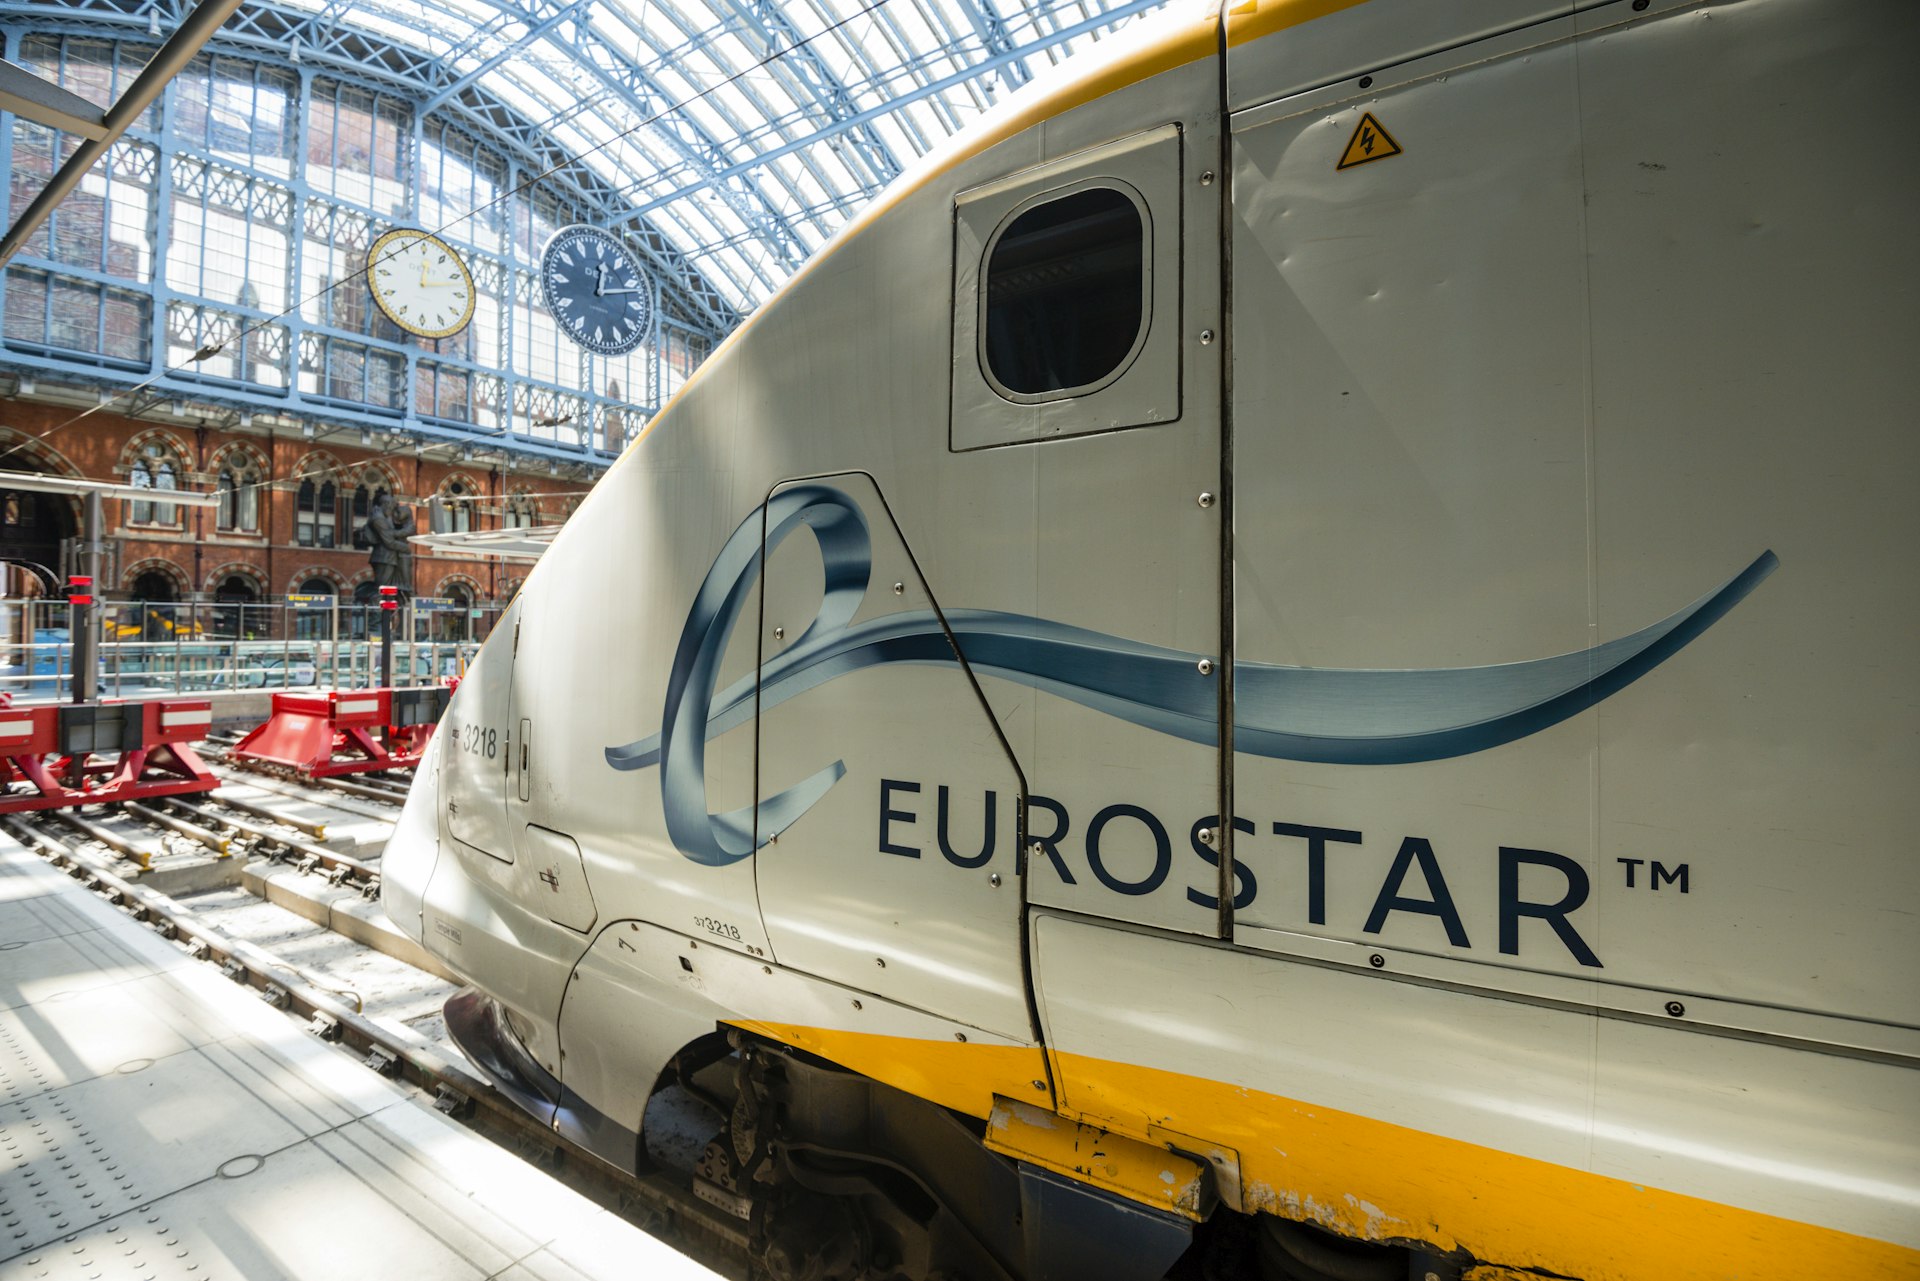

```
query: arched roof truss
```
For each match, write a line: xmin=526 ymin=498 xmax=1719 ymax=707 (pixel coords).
xmin=0 ymin=0 xmax=1173 ymax=468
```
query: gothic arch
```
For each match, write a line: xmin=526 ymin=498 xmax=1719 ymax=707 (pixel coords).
xmin=354 ymin=461 xmax=401 ymax=497
xmin=210 ymin=441 xmax=268 ymax=534
xmin=119 ymin=430 xmax=191 ymax=528
xmin=290 ymin=450 xmax=347 ymax=484
xmin=434 ymin=572 xmax=483 ymax=599
xmin=121 ymin=558 xmax=189 ymax=597
xmin=503 ymin=486 xmax=540 ymax=528
xmin=203 ymin=561 xmax=267 ymax=597
xmin=437 ymin=471 xmax=483 ymax=533
xmin=285 ymin=565 xmax=347 ymax=595
xmin=0 ymin=431 xmax=83 ymax=564
xmin=115 ymin=429 xmax=191 ymax=479
xmin=208 ymin=443 xmax=268 ymax=478
xmin=0 ymin=429 xmax=82 ymax=482
xmin=209 ymin=440 xmax=269 ymax=475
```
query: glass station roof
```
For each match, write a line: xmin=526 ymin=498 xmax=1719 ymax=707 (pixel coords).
xmin=252 ymin=0 xmax=1172 ymax=315
xmin=0 ymin=0 xmax=1176 ymax=462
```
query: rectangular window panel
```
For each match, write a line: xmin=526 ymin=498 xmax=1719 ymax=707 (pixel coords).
xmin=165 ymin=303 xmax=288 ymax=388
xmin=7 ymin=128 xmax=156 ymax=282
xmin=16 ymin=36 xmax=160 ymax=131
xmin=4 ymin=267 xmax=150 ymax=365
xmin=301 ymin=200 xmax=408 ymax=343
xmin=307 ymin=79 xmax=411 ymax=217
xmin=167 ymin=159 xmax=293 ymax=310
xmin=174 ymin=56 xmax=299 ymax=179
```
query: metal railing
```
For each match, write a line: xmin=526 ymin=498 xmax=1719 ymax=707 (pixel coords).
xmin=0 ymin=597 xmax=501 ymax=700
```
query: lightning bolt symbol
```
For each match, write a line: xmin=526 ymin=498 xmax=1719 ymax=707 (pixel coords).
xmin=1362 ymin=126 xmax=1375 ymax=155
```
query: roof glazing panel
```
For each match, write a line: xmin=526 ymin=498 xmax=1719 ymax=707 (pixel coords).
xmin=295 ymin=0 xmax=1182 ymax=315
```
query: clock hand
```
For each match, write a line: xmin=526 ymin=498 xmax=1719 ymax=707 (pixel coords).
xmin=593 ymin=262 xmax=610 ymax=297
xmin=597 ymin=284 xmax=644 ymax=295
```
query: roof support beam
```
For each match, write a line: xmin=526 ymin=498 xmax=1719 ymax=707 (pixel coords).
xmin=419 ymin=0 xmax=590 ymax=114
xmin=560 ymin=21 xmax=807 ymax=285
xmin=0 ymin=57 xmax=109 ymax=139
xmin=734 ymin=0 xmax=900 ymax=187
xmin=618 ymin=0 xmax=1166 ymax=225
xmin=952 ymin=0 xmax=1029 ymax=88
xmin=0 ymin=0 xmax=245 ymax=267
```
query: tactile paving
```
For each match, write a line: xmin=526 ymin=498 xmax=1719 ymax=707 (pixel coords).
xmin=0 ymin=832 xmax=720 ymax=1281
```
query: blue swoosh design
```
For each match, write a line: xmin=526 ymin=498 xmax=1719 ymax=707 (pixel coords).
xmin=608 ymin=484 xmax=1777 ymax=865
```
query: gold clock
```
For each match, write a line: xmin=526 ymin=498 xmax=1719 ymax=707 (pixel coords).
xmin=365 ymin=228 xmax=477 ymax=339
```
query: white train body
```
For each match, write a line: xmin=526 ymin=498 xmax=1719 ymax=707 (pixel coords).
xmin=382 ymin=0 xmax=1920 ymax=1276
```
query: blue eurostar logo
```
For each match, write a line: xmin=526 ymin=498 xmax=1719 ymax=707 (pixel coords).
xmin=607 ymin=484 xmax=1777 ymax=867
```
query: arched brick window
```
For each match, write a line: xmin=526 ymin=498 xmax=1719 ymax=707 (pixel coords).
xmin=212 ymin=445 xmax=265 ymax=533
xmin=125 ymin=436 xmax=187 ymax=527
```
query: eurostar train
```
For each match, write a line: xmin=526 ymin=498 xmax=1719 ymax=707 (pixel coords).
xmin=382 ymin=0 xmax=1920 ymax=1276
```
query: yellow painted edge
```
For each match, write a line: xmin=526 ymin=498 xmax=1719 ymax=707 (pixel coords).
xmin=1054 ymin=1050 xmax=1920 ymax=1281
xmin=729 ymin=1022 xmax=1917 ymax=1281
xmin=1224 ymin=0 xmax=1373 ymax=48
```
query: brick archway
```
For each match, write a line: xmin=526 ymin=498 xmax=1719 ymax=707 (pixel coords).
xmin=285 ymin=565 xmax=347 ymax=596
xmin=122 ymin=557 xmax=190 ymax=599
xmin=203 ymin=561 xmax=267 ymax=598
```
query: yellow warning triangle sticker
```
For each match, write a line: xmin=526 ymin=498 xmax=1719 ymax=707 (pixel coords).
xmin=1337 ymin=112 xmax=1402 ymax=170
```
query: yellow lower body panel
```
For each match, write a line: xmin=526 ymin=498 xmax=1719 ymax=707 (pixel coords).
xmin=1051 ymin=1050 xmax=1916 ymax=1281
xmin=730 ymin=1021 xmax=1916 ymax=1281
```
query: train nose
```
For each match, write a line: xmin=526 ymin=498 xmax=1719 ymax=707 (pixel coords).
xmin=380 ymin=728 xmax=444 ymax=945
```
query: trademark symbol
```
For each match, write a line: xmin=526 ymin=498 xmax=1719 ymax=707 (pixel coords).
xmin=1617 ymin=858 xmax=1689 ymax=893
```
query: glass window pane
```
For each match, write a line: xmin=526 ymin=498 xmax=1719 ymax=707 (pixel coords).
xmin=983 ymin=187 xmax=1144 ymax=397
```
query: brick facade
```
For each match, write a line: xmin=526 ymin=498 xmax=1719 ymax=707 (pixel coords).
xmin=0 ymin=396 xmax=589 ymax=611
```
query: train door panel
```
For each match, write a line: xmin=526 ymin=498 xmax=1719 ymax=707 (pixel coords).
xmin=502 ymin=589 xmax=600 ymax=929
xmin=423 ymin=594 xmax=584 ymax=1080
xmin=445 ymin=597 xmax=518 ymax=860
xmin=753 ymin=473 xmax=1034 ymax=1042
xmin=948 ymin=105 xmax=1226 ymax=938
xmin=1225 ymin=21 xmax=1600 ymax=972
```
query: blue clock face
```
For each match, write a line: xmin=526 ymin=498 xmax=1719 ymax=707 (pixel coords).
xmin=540 ymin=226 xmax=656 ymax=356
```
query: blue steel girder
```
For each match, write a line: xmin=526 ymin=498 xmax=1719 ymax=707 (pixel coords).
xmin=544 ymin=16 xmax=807 ymax=285
xmin=586 ymin=0 xmax=865 ymax=240
xmin=618 ymin=0 xmax=1171 ymax=226
xmin=610 ymin=13 xmax=998 ymax=207
xmin=953 ymin=0 xmax=1030 ymax=87
xmin=420 ymin=0 xmax=593 ymax=114
xmin=0 ymin=0 xmax=739 ymax=332
xmin=732 ymin=0 xmax=900 ymax=187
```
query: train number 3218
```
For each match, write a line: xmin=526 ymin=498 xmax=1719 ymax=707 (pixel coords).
xmin=453 ymin=723 xmax=499 ymax=760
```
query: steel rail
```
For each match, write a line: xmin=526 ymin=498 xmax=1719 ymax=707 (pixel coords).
xmin=186 ymin=787 xmax=329 ymax=839
xmin=48 ymin=807 xmax=155 ymax=868
xmin=209 ymin=764 xmax=403 ymax=822
xmin=162 ymin=796 xmax=379 ymax=885
xmin=121 ymin=800 xmax=231 ymax=855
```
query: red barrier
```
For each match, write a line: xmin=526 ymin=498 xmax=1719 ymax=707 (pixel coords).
xmin=231 ymin=687 xmax=448 ymax=778
xmin=0 ymin=698 xmax=218 ymax=813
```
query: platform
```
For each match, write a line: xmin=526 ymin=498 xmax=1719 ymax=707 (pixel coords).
xmin=0 ymin=835 xmax=722 ymax=1281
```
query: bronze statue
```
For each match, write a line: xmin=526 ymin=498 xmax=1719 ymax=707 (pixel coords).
xmin=366 ymin=493 xmax=414 ymax=598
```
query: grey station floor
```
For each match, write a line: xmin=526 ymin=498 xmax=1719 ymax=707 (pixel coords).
xmin=0 ymin=833 xmax=719 ymax=1281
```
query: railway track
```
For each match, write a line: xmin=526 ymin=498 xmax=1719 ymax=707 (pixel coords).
xmin=0 ymin=761 xmax=755 ymax=1280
